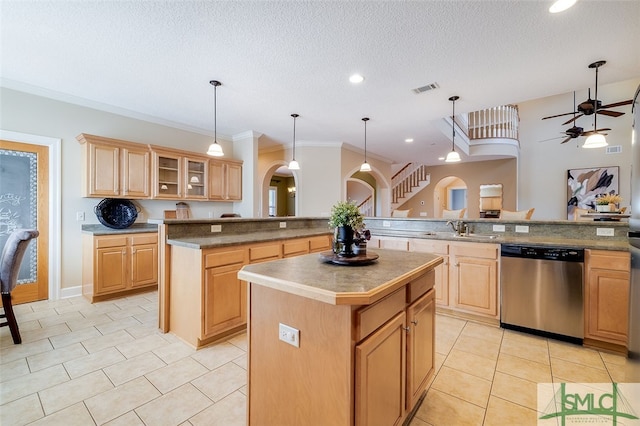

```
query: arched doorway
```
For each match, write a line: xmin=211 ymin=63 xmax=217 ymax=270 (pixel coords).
xmin=343 ymin=165 xmax=391 ymax=217
xmin=261 ymin=163 xmax=297 ymax=217
xmin=346 ymin=178 xmax=374 ymax=216
xmin=433 ymin=176 xmax=468 ymax=218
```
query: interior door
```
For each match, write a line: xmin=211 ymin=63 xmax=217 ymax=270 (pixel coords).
xmin=0 ymin=140 xmax=49 ymax=304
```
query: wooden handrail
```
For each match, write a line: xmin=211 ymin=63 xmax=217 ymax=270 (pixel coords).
xmin=391 ymin=163 xmax=412 ymax=180
xmin=358 ymin=195 xmax=372 ymax=208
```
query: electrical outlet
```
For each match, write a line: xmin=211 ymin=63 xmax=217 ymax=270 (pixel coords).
xmin=383 ymin=221 xmax=391 ymax=227
xmin=420 ymin=212 xmax=427 ymax=217
xmin=596 ymin=228 xmax=615 ymax=237
xmin=515 ymin=225 xmax=529 ymax=233
xmin=279 ymin=323 xmax=299 ymax=347
xmin=492 ymin=224 xmax=506 ymax=232
xmin=279 ymin=221 xmax=287 ymax=228
xmin=210 ymin=224 xmax=222 ymax=233
xmin=76 ymin=211 xmax=85 ymax=221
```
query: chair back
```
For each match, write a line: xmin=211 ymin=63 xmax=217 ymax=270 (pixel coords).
xmin=500 ymin=208 xmax=535 ymax=220
xmin=391 ymin=209 xmax=412 ymax=217
xmin=0 ymin=229 xmax=39 ymax=293
xmin=442 ymin=208 xmax=466 ymax=219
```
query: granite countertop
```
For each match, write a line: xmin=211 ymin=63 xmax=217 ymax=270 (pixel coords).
xmin=238 ymin=249 xmax=443 ymax=306
xmin=81 ymin=223 xmax=158 ymax=235
xmin=167 ymin=228 xmax=333 ymax=249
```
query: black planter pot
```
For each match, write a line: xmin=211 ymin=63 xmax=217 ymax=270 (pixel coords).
xmin=335 ymin=226 xmax=355 ymax=257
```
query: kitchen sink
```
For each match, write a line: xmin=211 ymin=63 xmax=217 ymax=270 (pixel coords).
xmin=424 ymin=231 xmax=497 ymax=240
xmin=456 ymin=233 xmax=498 ymax=240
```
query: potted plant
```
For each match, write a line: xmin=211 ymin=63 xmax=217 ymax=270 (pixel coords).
xmin=595 ymin=193 xmax=622 ymax=212
xmin=328 ymin=200 xmax=366 ymax=256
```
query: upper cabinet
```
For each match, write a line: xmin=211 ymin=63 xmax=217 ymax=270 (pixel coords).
xmin=77 ymin=134 xmax=151 ymax=199
xmin=78 ymin=133 xmax=242 ymax=202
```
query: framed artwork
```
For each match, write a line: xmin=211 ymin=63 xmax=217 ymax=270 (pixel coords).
xmin=567 ymin=166 xmax=619 ymax=220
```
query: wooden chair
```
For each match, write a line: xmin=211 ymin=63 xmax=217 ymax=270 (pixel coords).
xmin=1 ymin=229 xmax=39 ymax=344
xmin=391 ymin=209 xmax=412 ymax=217
xmin=500 ymin=208 xmax=535 ymax=220
xmin=442 ymin=208 xmax=466 ymax=219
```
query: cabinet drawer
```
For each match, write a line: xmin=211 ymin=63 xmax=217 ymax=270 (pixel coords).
xmin=283 ymin=239 xmax=309 ymax=257
xmin=409 ymin=239 xmax=448 ymax=255
xmin=407 ymin=269 xmax=435 ymax=303
xmin=205 ymin=249 xmax=246 ymax=268
xmin=587 ymin=250 xmax=630 ymax=272
xmin=250 ymin=243 xmax=281 ymax=263
xmin=131 ymin=234 xmax=157 ymax=246
xmin=451 ymin=242 xmax=498 ymax=259
xmin=379 ymin=237 xmax=409 ymax=251
xmin=309 ymin=235 xmax=331 ymax=252
xmin=96 ymin=236 xmax=127 ymax=248
xmin=356 ymin=288 xmax=406 ymax=341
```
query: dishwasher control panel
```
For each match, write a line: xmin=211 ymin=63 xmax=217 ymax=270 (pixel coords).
xmin=501 ymin=245 xmax=584 ymax=262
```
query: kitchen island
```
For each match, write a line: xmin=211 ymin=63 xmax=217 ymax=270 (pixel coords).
xmin=238 ymin=249 xmax=443 ymax=426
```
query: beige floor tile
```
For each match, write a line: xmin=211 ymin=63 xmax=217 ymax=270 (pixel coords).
xmin=103 ymin=410 xmax=145 ymax=426
xmin=0 ymin=338 xmax=53 ymax=364
xmin=435 ymin=329 xmax=459 ymax=355
xmin=192 ymin=362 xmax=247 ymax=402
xmin=227 ymin=332 xmax=248 ymax=351
xmin=0 ymin=364 xmax=69 ymax=405
xmin=107 ymin=305 xmax=147 ymax=320
xmin=604 ymin=361 xmax=636 ymax=383
xmin=502 ymin=330 xmax=549 ymax=349
xmin=461 ymin=322 xmax=504 ymax=344
xmin=484 ymin=395 xmax=538 ymax=426
xmin=116 ymin=334 xmax=168 ymax=359
xmin=39 ymin=370 xmax=113 ymax=415
xmin=490 ymin=371 xmax=538 ymax=410
xmin=29 ymin=299 xmax=72 ymax=311
xmin=454 ymin=334 xmax=500 ymax=361
xmin=436 ymin=314 xmax=467 ymax=334
xmin=63 ymin=346 xmax=126 ymax=378
xmin=550 ymin=357 xmax=612 ymax=383
xmin=78 ymin=301 xmax=121 ymax=317
xmin=191 ymin=342 xmax=245 ymax=371
xmin=125 ymin=323 xmax=162 ymax=339
xmin=95 ymin=316 xmax=141 ymax=336
xmin=52 ymin=302 xmax=85 ymax=315
xmin=189 ymin=390 xmax=246 ymax=426
xmin=408 ymin=416 xmax=433 ymax=426
xmin=48 ymin=326 xmax=102 ymax=349
xmin=81 ymin=328 xmax=136 ymax=353
xmin=20 ymin=323 xmax=70 ymax=344
xmin=599 ymin=350 xmax=627 ymax=366
xmin=26 ymin=342 xmax=87 ymax=372
xmin=15 ymin=307 xmax=57 ymax=323
xmin=232 ymin=353 xmax=247 ymax=370
xmin=0 ymin=358 xmax=30 ymax=383
xmin=104 ymin=351 xmax=166 ymax=386
xmin=548 ymin=340 xmax=606 ymax=370
xmin=66 ymin=313 xmax=113 ymax=331
xmin=153 ymin=341 xmax=196 ymax=364
xmin=496 ymin=352 xmax=552 ymax=383
xmin=443 ymin=348 xmax=497 ymax=381
xmin=133 ymin=309 xmax=157 ymax=324
xmin=37 ymin=310 xmax=84 ymax=328
xmin=27 ymin=402 xmax=95 ymax=426
xmin=500 ymin=337 xmax=550 ymax=365
xmin=145 ymin=357 xmax=208 ymax=394
xmin=435 ymin=352 xmax=446 ymax=373
xmin=431 ymin=366 xmax=492 ymax=408
xmin=85 ymin=376 xmax=161 ymax=425
xmin=414 ymin=388 xmax=486 ymax=426
xmin=0 ymin=393 xmax=44 ymax=426
xmin=135 ymin=383 xmax=213 ymax=425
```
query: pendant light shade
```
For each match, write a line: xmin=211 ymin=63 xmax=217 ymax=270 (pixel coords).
xmin=360 ymin=117 xmax=371 ymax=172
xmin=445 ymin=96 xmax=461 ymax=163
xmin=288 ymin=114 xmax=300 ymax=170
xmin=207 ymin=80 xmax=224 ymax=157
xmin=583 ymin=61 xmax=608 ymax=149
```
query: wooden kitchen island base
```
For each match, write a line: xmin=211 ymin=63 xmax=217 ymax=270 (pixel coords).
xmin=239 ymin=249 xmax=442 ymax=426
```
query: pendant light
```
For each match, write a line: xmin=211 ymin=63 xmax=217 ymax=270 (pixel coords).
xmin=288 ymin=114 xmax=300 ymax=170
xmin=206 ymin=80 xmax=224 ymax=157
xmin=583 ymin=61 xmax=608 ymax=148
xmin=360 ymin=117 xmax=371 ymax=172
xmin=445 ymin=96 xmax=461 ymax=162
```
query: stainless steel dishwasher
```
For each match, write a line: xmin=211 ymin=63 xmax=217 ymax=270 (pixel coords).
xmin=500 ymin=245 xmax=584 ymax=343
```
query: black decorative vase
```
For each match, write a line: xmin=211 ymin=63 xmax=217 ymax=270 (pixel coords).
xmin=335 ymin=226 xmax=355 ymax=257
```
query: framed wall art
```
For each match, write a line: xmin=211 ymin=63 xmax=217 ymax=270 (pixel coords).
xmin=567 ymin=166 xmax=619 ymax=220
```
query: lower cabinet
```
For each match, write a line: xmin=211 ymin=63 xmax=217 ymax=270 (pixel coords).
xmin=82 ymin=232 xmax=158 ymax=302
xmin=584 ymin=249 xmax=630 ymax=349
xmin=409 ymin=239 xmax=449 ymax=307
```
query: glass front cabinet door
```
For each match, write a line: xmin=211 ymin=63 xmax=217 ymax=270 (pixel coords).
xmin=184 ymin=157 xmax=208 ymax=200
xmin=153 ymin=152 xmax=182 ymax=199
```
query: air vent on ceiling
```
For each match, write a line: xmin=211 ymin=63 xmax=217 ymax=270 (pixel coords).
xmin=606 ymin=145 xmax=622 ymax=154
xmin=413 ymin=82 xmax=440 ymax=94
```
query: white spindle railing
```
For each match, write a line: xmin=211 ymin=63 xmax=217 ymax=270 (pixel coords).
xmin=358 ymin=196 xmax=374 ymax=217
xmin=391 ymin=163 xmax=430 ymax=204
xmin=468 ymin=105 xmax=519 ymax=141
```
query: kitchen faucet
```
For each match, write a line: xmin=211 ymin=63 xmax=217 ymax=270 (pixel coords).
xmin=446 ymin=220 xmax=468 ymax=236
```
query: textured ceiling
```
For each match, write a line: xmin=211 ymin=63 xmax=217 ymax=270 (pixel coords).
xmin=1 ymin=1 xmax=639 ymax=165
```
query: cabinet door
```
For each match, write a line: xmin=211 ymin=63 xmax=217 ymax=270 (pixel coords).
xmin=409 ymin=239 xmax=449 ymax=306
xmin=208 ymin=160 xmax=225 ymax=200
xmin=450 ymin=255 xmax=497 ymax=317
xmin=283 ymin=238 xmax=309 ymax=258
xmin=154 ymin=152 xmax=182 ymax=198
xmin=185 ymin=157 xmax=208 ymax=199
xmin=379 ymin=237 xmax=409 ymax=251
xmin=203 ymin=263 xmax=246 ymax=338
xmin=355 ymin=311 xmax=407 ymax=426
xmin=88 ymin=143 xmax=120 ymax=197
xmin=130 ymin=243 xmax=158 ymax=288
xmin=95 ymin=246 xmax=127 ymax=295
xmin=122 ymin=148 xmax=150 ymax=198
xmin=586 ymin=268 xmax=630 ymax=344
xmin=226 ymin=162 xmax=243 ymax=201
xmin=406 ymin=289 xmax=435 ymax=411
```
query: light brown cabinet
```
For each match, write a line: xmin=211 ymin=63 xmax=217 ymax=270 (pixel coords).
xmin=82 ymin=232 xmax=158 ymax=303
xmin=585 ymin=249 xmax=630 ymax=349
xmin=409 ymin=239 xmax=449 ymax=306
xmin=209 ymin=159 xmax=243 ymax=201
xmin=77 ymin=133 xmax=150 ymax=198
xmin=152 ymin=150 xmax=211 ymax=200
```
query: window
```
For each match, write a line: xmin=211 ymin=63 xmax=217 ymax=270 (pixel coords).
xmin=268 ymin=186 xmax=278 ymax=216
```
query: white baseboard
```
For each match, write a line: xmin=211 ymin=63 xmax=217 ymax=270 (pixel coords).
xmin=59 ymin=285 xmax=82 ymax=299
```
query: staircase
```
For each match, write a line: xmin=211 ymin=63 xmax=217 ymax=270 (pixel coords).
xmin=358 ymin=195 xmax=374 ymax=217
xmin=391 ymin=163 xmax=430 ymax=210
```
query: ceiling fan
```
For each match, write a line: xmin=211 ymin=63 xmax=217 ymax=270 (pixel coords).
xmin=541 ymin=60 xmax=632 ymax=125
xmin=539 ymin=91 xmax=610 ymax=144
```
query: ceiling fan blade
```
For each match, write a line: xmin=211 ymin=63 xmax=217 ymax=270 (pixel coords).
xmin=538 ymin=136 xmax=565 ymax=142
xmin=582 ymin=128 xmax=612 ymax=137
xmin=560 ymin=136 xmax=573 ymax=144
xmin=597 ymin=110 xmax=625 ymax=118
xmin=542 ymin=111 xmax=576 ymax=120
xmin=562 ymin=114 xmax=584 ymax=125
xmin=600 ymin=99 xmax=633 ymax=109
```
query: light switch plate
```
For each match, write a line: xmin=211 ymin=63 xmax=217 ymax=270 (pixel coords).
xmin=383 ymin=221 xmax=391 ymax=227
xmin=76 ymin=211 xmax=85 ymax=221
xmin=279 ymin=323 xmax=299 ymax=347
xmin=596 ymin=228 xmax=615 ymax=237
xmin=492 ymin=224 xmax=506 ymax=232
xmin=515 ymin=225 xmax=529 ymax=233
xmin=210 ymin=224 xmax=222 ymax=233
xmin=279 ymin=221 xmax=287 ymax=228
xmin=420 ymin=212 xmax=427 ymax=217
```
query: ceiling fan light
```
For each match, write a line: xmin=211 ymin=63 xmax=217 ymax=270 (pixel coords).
xmin=549 ymin=0 xmax=577 ymax=13
xmin=360 ymin=161 xmax=372 ymax=172
xmin=445 ymin=150 xmax=461 ymax=162
xmin=583 ymin=133 xmax=608 ymax=148
xmin=207 ymin=142 xmax=224 ymax=156
xmin=288 ymin=159 xmax=300 ymax=170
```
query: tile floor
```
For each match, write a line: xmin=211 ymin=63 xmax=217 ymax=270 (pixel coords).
xmin=0 ymin=291 xmax=628 ymax=426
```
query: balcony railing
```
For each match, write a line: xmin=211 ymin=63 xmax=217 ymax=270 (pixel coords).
xmin=468 ymin=105 xmax=519 ymax=141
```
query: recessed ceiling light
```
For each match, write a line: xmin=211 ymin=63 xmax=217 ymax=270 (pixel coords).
xmin=438 ymin=156 xmax=445 ymax=161
xmin=549 ymin=0 xmax=577 ymax=13
xmin=349 ymin=74 xmax=364 ymax=84
xmin=405 ymin=138 xmax=414 ymax=143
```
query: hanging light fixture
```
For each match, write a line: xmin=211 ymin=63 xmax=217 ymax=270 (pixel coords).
xmin=206 ymin=80 xmax=224 ymax=157
xmin=288 ymin=113 xmax=300 ymax=170
xmin=360 ymin=117 xmax=372 ymax=172
xmin=445 ymin=96 xmax=461 ymax=162
xmin=583 ymin=61 xmax=608 ymax=148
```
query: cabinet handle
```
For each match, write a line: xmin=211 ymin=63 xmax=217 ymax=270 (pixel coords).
xmin=122 ymin=250 xmax=126 ymax=255
xmin=403 ymin=326 xmax=410 ymax=333
xmin=411 ymin=320 xmax=418 ymax=326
